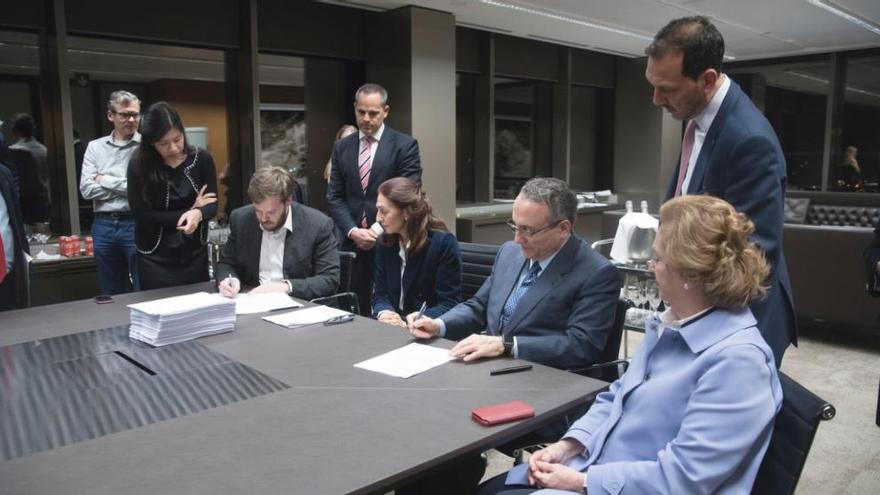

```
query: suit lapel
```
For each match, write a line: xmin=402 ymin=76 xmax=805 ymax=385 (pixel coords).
xmin=367 ymin=128 xmax=394 ymax=192
xmin=245 ymin=211 xmax=263 ymax=282
xmin=687 ymin=81 xmax=739 ymax=194
xmin=281 ymin=204 xmax=298 ymax=276
xmin=402 ymin=233 xmax=432 ymax=301
xmin=504 ymin=235 xmax=579 ymax=335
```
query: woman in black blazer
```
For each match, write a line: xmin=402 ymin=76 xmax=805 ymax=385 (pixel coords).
xmin=127 ymin=102 xmax=218 ymax=290
xmin=372 ymin=177 xmax=462 ymax=327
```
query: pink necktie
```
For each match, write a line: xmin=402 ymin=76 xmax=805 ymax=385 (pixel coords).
xmin=0 ymin=233 xmax=6 ymax=284
xmin=359 ymin=136 xmax=373 ymax=227
xmin=675 ymin=120 xmax=697 ymax=197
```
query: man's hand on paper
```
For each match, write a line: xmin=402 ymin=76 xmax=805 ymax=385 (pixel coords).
xmin=449 ymin=334 xmax=503 ymax=362
xmin=249 ymin=281 xmax=288 ymax=295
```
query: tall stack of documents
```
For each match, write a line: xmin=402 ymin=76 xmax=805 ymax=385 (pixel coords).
xmin=128 ymin=292 xmax=236 ymax=346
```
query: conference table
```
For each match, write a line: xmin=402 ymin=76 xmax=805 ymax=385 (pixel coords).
xmin=0 ymin=284 xmax=607 ymax=494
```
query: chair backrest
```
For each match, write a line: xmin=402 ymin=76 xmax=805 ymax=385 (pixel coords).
xmin=751 ymin=372 xmax=836 ymax=495
xmin=459 ymin=242 xmax=501 ymax=300
xmin=338 ymin=251 xmax=356 ymax=293
xmin=598 ymin=298 xmax=630 ymax=363
xmin=310 ymin=292 xmax=360 ymax=315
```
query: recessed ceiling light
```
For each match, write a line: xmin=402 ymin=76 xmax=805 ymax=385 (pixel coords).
xmin=806 ymin=0 xmax=880 ymax=36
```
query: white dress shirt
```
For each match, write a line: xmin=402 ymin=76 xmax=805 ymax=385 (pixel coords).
xmin=258 ymin=205 xmax=293 ymax=285
xmin=681 ymin=75 xmax=731 ymax=194
xmin=346 ymin=124 xmax=386 ymax=238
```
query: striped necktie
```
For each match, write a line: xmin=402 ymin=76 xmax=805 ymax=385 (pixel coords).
xmin=359 ymin=135 xmax=373 ymax=228
xmin=674 ymin=120 xmax=697 ymax=196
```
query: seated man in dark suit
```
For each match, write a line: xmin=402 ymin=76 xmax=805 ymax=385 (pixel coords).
xmin=216 ymin=166 xmax=339 ymax=300
xmin=410 ymin=177 xmax=620 ymax=370
xmin=866 ymin=220 xmax=880 ymax=297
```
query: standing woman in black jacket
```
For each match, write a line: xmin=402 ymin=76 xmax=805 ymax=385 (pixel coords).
xmin=128 ymin=101 xmax=218 ymax=290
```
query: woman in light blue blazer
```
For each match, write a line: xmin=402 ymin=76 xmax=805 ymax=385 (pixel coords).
xmin=481 ymin=195 xmax=782 ymax=495
xmin=372 ymin=177 xmax=462 ymax=327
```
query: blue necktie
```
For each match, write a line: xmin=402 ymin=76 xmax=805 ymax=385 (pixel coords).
xmin=500 ymin=262 xmax=542 ymax=332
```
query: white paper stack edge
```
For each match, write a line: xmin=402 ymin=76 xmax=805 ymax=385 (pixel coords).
xmin=128 ymin=292 xmax=236 ymax=346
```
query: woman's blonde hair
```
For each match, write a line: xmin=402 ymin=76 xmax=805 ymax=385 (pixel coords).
xmin=658 ymin=195 xmax=769 ymax=309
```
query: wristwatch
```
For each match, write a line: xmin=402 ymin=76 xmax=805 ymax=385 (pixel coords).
xmin=502 ymin=336 xmax=514 ymax=356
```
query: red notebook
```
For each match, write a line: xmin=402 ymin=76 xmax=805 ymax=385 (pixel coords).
xmin=471 ymin=400 xmax=535 ymax=426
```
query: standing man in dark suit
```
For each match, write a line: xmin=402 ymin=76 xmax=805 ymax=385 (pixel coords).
xmin=216 ymin=166 xmax=339 ymax=301
xmin=0 ymin=162 xmax=30 ymax=311
xmin=865 ymin=221 xmax=880 ymax=297
xmin=410 ymin=178 xmax=620 ymax=370
xmin=326 ymin=83 xmax=422 ymax=315
xmin=645 ymin=16 xmax=795 ymax=366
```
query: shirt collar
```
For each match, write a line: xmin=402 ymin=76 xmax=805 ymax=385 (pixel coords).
xmin=650 ymin=306 xmax=757 ymax=353
xmin=106 ymin=131 xmax=141 ymax=148
xmin=693 ymin=74 xmax=730 ymax=133
xmin=359 ymin=124 xmax=385 ymax=143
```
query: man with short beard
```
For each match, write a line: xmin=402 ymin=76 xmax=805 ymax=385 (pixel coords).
xmin=216 ymin=166 xmax=339 ymax=300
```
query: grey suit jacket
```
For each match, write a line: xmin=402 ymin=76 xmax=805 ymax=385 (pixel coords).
xmin=216 ymin=202 xmax=340 ymax=300
xmin=441 ymin=234 xmax=620 ymax=369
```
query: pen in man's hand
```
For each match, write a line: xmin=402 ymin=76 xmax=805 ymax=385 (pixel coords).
xmin=415 ymin=301 xmax=427 ymax=322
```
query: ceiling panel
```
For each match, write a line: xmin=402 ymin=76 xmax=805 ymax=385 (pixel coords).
xmin=323 ymin=0 xmax=880 ymax=60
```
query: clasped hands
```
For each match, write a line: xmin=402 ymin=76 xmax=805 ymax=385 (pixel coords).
xmin=526 ymin=439 xmax=588 ymax=491
xmin=177 ymin=185 xmax=217 ymax=235
xmin=348 ymin=227 xmax=378 ymax=251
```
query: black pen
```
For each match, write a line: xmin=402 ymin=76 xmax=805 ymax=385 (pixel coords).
xmin=490 ymin=364 xmax=533 ymax=376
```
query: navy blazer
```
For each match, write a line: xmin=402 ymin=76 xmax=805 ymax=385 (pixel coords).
xmin=325 ymin=126 xmax=422 ymax=249
xmin=440 ymin=234 xmax=620 ymax=370
xmin=372 ymin=230 xmax=462 ymax=318
xmin=0 ymin=163 xmax=30 ymax=309
xmin=865 ymin=222 xmax=880 ymax=297
xmin=665 ymin=79 xmax=796 ymax=365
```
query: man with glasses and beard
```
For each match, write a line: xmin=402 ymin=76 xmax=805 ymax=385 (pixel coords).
xmin=216 ymin=166 xmax=339 ymax=300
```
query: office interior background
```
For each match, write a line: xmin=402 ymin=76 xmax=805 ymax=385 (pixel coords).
xmin=1 ymin=0 xmax=879 ymax=492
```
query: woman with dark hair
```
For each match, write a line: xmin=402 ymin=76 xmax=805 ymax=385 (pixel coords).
xmin=127 ymin=101 xmax=218 ymax=290
xmin=480 ymin=195 xmax=782 ymax=495
xmin=372 ymin=177 xmax=462 ymax=327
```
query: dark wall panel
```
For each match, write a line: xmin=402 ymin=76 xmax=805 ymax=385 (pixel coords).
xmin=259 ymin=0 xmax=365 ymax=60
xmin=494 ymin=35 xmax=558 ymax=81
xmin=571 ymin=49 xmax=615 ymax=88
xmin=456 ymin=27 xmax=482 ymax=73
xmin=0 ymin=4 xmax=46 ymax=29
xmin=65 ymin=0 xmax=239 ymax=48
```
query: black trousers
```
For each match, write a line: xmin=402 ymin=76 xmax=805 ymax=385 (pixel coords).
xmin=138 ymin=246 xmax=208 ymax=291
xmin=478 ymin=472 xmax=536 ymax=495
xmin=350 ymin=246 xmax=374 ymax=317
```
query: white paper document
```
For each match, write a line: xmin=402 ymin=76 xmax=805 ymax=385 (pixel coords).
xmin=354 ymin=343 xmax=455 ymax=378
xmin=127 ymin=292 xmax=236 ymax=346
xmin=233 ymin=292 xmax=302 ymax=314
xmin=262 ymin=305 xmax=350 ymax=328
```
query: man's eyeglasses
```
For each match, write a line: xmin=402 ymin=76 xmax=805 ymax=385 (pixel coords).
xmin=505 ymin=219 xmax=561 ymax=238
xmin=112 ymin=111 xmax=140 ymax=120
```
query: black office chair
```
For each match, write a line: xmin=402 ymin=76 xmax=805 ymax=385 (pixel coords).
xmin=750 ymin=372 xmax=835 ymax=495
xmin=310 ymin=251 xmax=359 ymax=314
xmin=459 ymin=242 xmax=501 ymax=299
xmin=567 ymin=297 xmax=631 ymax=382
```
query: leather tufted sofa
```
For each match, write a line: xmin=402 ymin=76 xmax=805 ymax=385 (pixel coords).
xmin=602 ymin=191 xmax=880 ymax=331
xmin=784 ymin=191 xmax=879 ymax=329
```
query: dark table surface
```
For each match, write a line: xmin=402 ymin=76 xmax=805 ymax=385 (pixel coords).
xmin=0 ymin=284 xmax=606 ymax=495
